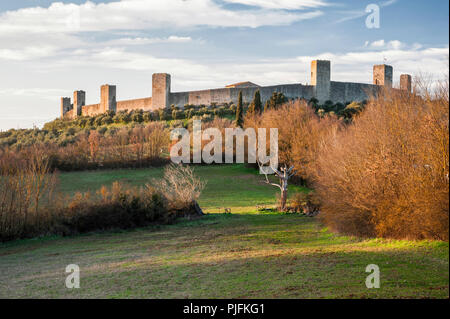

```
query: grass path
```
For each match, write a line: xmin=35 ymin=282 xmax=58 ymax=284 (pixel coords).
xmin=0 ymin=213 xmax=448 ymax=298
xmin=0 ymin=164 xmax=448 ymax=298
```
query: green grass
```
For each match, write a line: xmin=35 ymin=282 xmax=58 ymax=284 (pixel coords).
xmin=57 ymin=164 xmax=308 ymax=210
xmin=0 ymin=164 xmax=448 ymax=298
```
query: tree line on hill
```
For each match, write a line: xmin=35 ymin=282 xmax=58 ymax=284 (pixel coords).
xmin=0 ymin=90 xmax=364 ymax=149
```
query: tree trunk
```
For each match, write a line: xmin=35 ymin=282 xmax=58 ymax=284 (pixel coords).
xmin=280 ymin=188 xmax=287 ymax=211
xmin=257 ymin=162 xmax=295 ymax=213
xmin=193 ymin=201 xmax=204 ymax=216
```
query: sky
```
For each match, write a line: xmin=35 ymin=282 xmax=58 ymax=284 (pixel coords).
xmin=0 ymin=0 xmax=448 ymax=130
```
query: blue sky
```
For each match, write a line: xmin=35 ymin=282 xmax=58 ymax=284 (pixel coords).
xmin=0 ymin=0 xmax=448 ymax=130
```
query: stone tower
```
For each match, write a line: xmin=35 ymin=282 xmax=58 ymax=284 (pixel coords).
xmin=73 ymin=90 xmax=86 ymax=117
xmin=100 ymin=84 xmax=117 ymax=113
xmin=60 ymin=97 xmax=72 ymax=118
xmin=152 ymin=73 xmax=171 ymax=109
xmin=400 ymin=74 xmax=412 ymax=92
xmin=311 ymin=60 xmax=331 ymax=103
xmin=373 ymin=64 xmax=393 ymax=88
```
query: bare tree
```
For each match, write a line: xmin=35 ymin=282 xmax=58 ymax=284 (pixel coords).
xmin=151 ymin=164 xmax=206 ymax=214
xmin=257 ymin=161 xmax=295 ymax=211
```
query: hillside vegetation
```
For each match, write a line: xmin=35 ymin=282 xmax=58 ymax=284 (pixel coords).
xmin=0 ymin=96 xmax=362 ymax=150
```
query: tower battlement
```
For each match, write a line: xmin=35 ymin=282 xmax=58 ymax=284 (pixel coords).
xmin=373 ymin=64 xmax=393 ymax=88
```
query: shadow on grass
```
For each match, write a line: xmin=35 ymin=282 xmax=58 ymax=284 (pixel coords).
xmin=0 ymin=211 xmax=448 ymax=299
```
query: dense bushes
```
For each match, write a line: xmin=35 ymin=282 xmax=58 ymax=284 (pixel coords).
xmin=312 ymin=85 xmax=449 ymax=240
xmin=0 ymin=152 xmax=205 ymax=242
xmin=0 ymin=122 xmax=170 ymax=171
xmin=0 ymin=147 xmax=58 ymax=241
xmin=308 ymin=98 xmax=366 ymax=120
xmin=244 ymin=85 xmax=448 ymax=240
xmin=42 ymin=105 xmax=236 ymax=132
xmin=56 ymin=182 xmax=170 ymax=235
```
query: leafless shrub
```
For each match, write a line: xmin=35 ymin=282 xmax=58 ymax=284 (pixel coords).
xmin=0 ymin=146 xmax=58 ymax=240
xmin=152 ymin=164 xmax=205 ymax=210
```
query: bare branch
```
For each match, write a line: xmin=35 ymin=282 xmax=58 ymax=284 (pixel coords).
xmin=257 ymin=159 xmax=282 ymax=190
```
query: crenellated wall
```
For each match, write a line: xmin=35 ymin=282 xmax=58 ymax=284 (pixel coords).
xmin=82 ymin=104 xmax=101 ymax=117
xmin=169 ymin=84 xmax=314 ymax=107
xmin=61 ymin=60 xmax=412 ymax=118
xmin=116 ymin=97 xmax=153 ymax=112
xmin=329 ymin=81 xmax=379 ymax=103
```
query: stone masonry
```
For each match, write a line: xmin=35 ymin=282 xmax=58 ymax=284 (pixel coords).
xmin=61 ymin=60 xmax=412 ymax=118
xmin=400 ymin=74 xmax=412 ymax=93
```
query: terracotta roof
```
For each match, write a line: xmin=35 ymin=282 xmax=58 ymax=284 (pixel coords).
xmin=225 ymin=81 xmax=260 ymax=88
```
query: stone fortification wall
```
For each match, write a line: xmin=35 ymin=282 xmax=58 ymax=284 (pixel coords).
xmin=329 ymin=82 xmax=379 ymax=103
xmin=82 ymin=104 xmax=101 ymax=117
xmin=169 ymin=84 xmax=314 ymax=108
xmin=116 ymin=97 xmax=153 ymax=112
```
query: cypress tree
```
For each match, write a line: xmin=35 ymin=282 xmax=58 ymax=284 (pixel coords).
xmin=276 ymin=92 xmax=286 ymax=106
xmin=253 ymin=90 xmax=262 ymax=113
xmin=236 ymin=91 xmax=244 ymax=127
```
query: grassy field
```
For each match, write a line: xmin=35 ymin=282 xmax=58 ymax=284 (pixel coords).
xmin=57 ymin=164 xmax=308 ymax=212
xmin=0 ymin=164 xmax=448 ymax=298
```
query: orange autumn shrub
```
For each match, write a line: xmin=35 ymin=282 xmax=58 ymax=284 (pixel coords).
xmin=312 ymin=83 xmax=449 ymax=240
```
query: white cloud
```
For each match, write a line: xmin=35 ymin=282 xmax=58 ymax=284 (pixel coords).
xmin=222 ymin=0 xmax=328 ymax=9
xmin=105 ymin=36 xmax=193 ymax=46
xmin=0 ymin=33 xmax=195 ymax=61
xmin=388 ymin=40 xmax=403 ymax=50
xmin=12 ymin=41 xmax=446 ymax=87
xmin=364 ymin=40 xmax=405 ymax=50
xmin=0 ymin=0 xmax=324 ymax=36
xmin=0 ymin=0 xmax=323 ymax=62
xmin=0 ymin=31 xmax=87 ymax=61
xmin=0 ymin=88 xmax=67 ymax=101
xmin=371 ymin=40 xmax=386 ymax=47
xmin=380 ymin=0 xmax=398 ymax=6
xmin=0 ymin=46 xmax=58 ymax=61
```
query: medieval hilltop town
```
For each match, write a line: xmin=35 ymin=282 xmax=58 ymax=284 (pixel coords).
xmin=60 ymin=60 xmax=412 ymax=118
